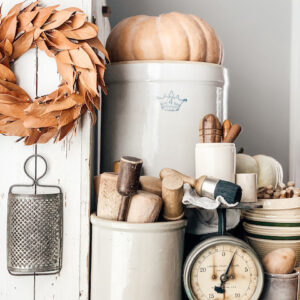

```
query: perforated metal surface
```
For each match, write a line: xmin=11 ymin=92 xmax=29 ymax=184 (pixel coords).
xmin=7 ymin=193 xmax=63 ymax=275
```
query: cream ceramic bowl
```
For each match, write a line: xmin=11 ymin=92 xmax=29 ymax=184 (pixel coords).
xmin=257 ymin=197 xmax=300 ymax=210
xmin=243 ymin=210 xmax=300 ymax=224
xmin=243 ymin=197 xmax=300 ymax=224
xmin=243 ymin=222 xmax=300 ymax=237
xmin=244 ymin=211 xmax=300 ymax=222
xmin=246 ymin=236 xmax=300 ymax=264
xmin=243 ymin=197 xmax=300 ymax=264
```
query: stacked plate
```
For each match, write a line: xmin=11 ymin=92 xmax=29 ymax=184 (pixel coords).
xmin=242 ymin=197 xmax=300 ymax=264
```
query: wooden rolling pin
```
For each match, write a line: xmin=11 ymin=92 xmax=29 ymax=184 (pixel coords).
xmin=139 ymin=176 xmax=162 ymax=196
xmin=223 ymin=124 xmax=241 ymax=143
xmin=96 ymin=172 xmax=122 ymax=220
xmin=127 ymin=191 xmax=162 ymax=223
xmin=117 ymin=156 xmax=143 ymax=221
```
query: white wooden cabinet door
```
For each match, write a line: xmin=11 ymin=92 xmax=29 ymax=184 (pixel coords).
xmin=0 ymin=1 xmax=109 ymax=299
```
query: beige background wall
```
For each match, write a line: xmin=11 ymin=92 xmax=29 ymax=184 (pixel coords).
xmin=107 ymin=0 xmax=292 ymax=180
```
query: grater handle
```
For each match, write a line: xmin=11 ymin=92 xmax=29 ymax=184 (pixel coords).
xmin=9 ymin=154 xmax=62 ymax=194
xmin=24 ymin=154 xmax=48 ymax=183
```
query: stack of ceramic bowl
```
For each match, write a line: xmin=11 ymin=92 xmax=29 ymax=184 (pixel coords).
xmin=243 ymin=197 xmax=300 ymax=265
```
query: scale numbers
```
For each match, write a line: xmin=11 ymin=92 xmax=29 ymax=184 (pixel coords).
xmin=183 ymin=236 xmax=264 ymax=300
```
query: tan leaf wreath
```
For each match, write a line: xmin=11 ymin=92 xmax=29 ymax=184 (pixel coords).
xmin=0 ymin=1 xmax=109 ymax=145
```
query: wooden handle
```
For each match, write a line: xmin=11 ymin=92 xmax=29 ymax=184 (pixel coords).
xmin=162 ymin=175 xmax=184 ymax=220
xmin=222 ymin=119 xmax=232 ymax=139
xmin=117 ymin=156 xmax=143 ymax=196
xmin=113 ymin=161 xmax=120 ymax=173
xmin=194 ymin=176 xmax=207 ymax=196
xmin=223 ymin=124 xmax=241 ymax=143
xmin=117 ymin=156 xmax=143 ymax=221
xmin=118 ymin=195 xmax=131 ymax=221
xmin=160 ymin=168 xmax=195 ymax=187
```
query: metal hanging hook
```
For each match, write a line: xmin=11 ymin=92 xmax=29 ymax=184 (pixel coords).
xmin=9 ymin=151 xmax=61 ymax=194
xmin=23 ymin=154 xmax=48 ymax=186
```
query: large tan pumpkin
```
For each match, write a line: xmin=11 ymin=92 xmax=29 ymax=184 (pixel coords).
xmin=106 ymin=12 xmax=223 ymax=64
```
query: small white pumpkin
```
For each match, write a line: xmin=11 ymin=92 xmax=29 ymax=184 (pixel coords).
xmin=106 ymin=12 xmax=223 ymax=63
xmin=253 ymin=155 xmax=283 ymax=188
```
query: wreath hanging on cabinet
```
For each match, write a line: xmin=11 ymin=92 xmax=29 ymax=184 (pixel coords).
xmin=0 ymin=1 xmax=109 ymax=145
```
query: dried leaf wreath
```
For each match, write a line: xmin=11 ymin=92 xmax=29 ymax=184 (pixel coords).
xmin=0 ymin=1 xmax=109 ymax=145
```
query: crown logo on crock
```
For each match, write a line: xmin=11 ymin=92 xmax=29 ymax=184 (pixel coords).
xmin=157 ymin=91 xmax=188 ymax=111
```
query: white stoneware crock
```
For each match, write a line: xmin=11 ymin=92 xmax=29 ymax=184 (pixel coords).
xmin=101 ymin=61 xmax=226 ymax=177
xmin=236 ymin=173 xmax=257 ymax=202
xmin=90 ymin=213 xmax=187 ymax=300
xmin=195 ymin=143 xmax=236 ymax=182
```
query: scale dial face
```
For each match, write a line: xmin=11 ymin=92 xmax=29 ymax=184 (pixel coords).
xmin=184 ymin=236 xmax=264 ymax=300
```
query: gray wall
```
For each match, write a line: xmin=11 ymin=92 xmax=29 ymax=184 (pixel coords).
xmin=107 ymin=0 xmax=291 ymax=180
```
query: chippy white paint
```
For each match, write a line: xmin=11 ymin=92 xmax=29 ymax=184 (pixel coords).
xmin=92 ymin=0 xmax=111 ymax=174
xmin=0 ymin=1 xmax=109 ymax=299
xmin=290 ymin=0 xmax=300 ymax=186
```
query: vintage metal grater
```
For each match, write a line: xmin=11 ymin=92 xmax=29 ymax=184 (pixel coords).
xmin=7 ymin=154 xmax=63 ymax=275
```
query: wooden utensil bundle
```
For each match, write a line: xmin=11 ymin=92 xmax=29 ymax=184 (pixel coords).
xmin=199 ymin=114 xmax=241 ymax=143
xmin=95 ymin=157 xmax=163 ymax=223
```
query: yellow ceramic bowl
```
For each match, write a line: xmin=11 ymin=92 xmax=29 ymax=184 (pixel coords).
xmin=246 ymin=236 xmax=300 ymax=264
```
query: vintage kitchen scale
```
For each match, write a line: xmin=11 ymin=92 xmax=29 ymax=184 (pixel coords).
xmin=183 ymin=206 xmax=265 ymax=300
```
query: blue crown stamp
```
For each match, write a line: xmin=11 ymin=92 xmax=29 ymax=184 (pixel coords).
xmin=157 ymin=90 xmax=188 ymax=111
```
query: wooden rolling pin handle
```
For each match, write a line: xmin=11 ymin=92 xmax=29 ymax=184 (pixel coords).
xmin=117 ymin=156 xmax=143 ymax=221
xmin=160 ymin=169 xmax=210 ymax=198
xmin=118 ymin=195 xmax=131 ymax=221
xmin=223 ymin=124 xmax=242 ymax=143
xmin=113 ymin=161 xmax=120 ymax=173
xmin=160 ymin=168 xmax=196 ymax=187
xmin=194 ymin=176 xmax=207 ymax=196
xmin=222 ymin=119 xmax=232 ymax=139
